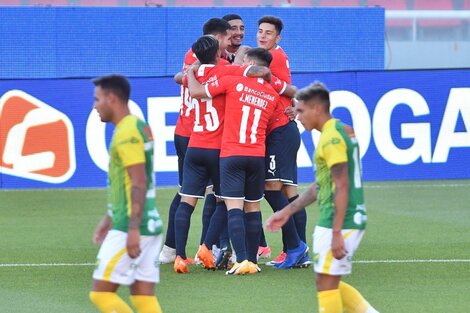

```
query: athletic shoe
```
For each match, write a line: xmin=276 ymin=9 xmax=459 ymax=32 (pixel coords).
xmin=257 ymin=246 xmax=272 ymax=259
xmin=194 ymin=245 xmax=202 ymax=265
xmin=216 ymin=249 xmax=232 ymax=270
xmin=274 ymin=241 xmax=309 ymax=269
xmin=174 ymin=256 xmax=190 ymax=273
xmin=248 ymin=261 xmax=261 ymax=273
xmin=158 ymin=245 xmax=176 ymax=264
xmin=196 ymin=243 xmax=216 ymax=270
xmin=265 ymin=251 xmax=286 ymax=266
xmin=294 ymin=253 xmax=312 ymax=269
xmin=225 ymin=260 xmax=251 ymax=275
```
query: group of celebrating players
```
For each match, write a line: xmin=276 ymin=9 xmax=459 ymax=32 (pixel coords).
xmin=158 ymin=14 xmax=311 ymax=275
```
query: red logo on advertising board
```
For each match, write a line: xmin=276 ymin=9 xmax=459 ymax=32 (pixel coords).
xmin=0 ymin=90 xmax=76 ymax=183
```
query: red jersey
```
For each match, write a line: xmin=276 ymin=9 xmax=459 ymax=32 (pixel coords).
xmin=187 ymin=64 xmax=249 ymax=149
xmin=267 ymin=75 xmax=290 ymax=135
xmin=268 ymin=45 xmax=293 ymax=132
xmin=175 ymin=48 xmax=197 ymax=137
xmin=206 ymin=75 xmax=279 ymax=157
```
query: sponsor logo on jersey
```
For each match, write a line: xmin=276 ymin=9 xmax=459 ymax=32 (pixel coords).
xmin=0 ymin=90 xmax=76 ymax=183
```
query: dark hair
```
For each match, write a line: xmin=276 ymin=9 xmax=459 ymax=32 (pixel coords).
xmin=245 ymin=48 xmax=273 ymax=67
xmin=192 ymin=35 xmax=219 ymax=64
xmin=258 ymin=16 xmax=283 ymax=34
xmin=92 ymin=74 xmax=130 ymax=103
xmin=203 ymin=18 xmax=231 ymax=36
xmin=295 ymin=82 xmax=330 ymax=110
xmin=222 ymin=14 xmax=243 ymax=22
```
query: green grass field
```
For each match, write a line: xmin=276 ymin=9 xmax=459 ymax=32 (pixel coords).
xmin=1 ymin=180 xmax=470 ymax=313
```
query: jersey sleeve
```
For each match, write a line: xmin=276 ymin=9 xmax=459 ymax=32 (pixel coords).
xmin=322 ymin=132 xmax=348 ymax=169
xmin=270 ymin=74 xmax=287 ymax=95
xmin=115 ymin=127 xmax=146 ymax=168
xmin=205 ymin=76 xmax=230 ymax=98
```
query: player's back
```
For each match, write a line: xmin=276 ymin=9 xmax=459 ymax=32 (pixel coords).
xmin=176 ymin=48 xmax=198 ymax=138
xmin=188 ymin=63 xmax=248 ymax=150
xmin=269 ymin=45 xmax=293 ymax=113
xmin=220 ymin=76 xmax=279 ymax=158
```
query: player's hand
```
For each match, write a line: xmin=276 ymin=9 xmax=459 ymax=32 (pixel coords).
xmin=285 ymin=106 xmax=296 ymax=120
xmin=331 ymin=231 xmax=347 ymax=260
xmin=265 ymin=210 xmax=290 ymax=232
xmin=93 ymin=218 xmax=111 ymax=245
xmin=190 ymin=61 xmax=201 ymax=72
xmin=126 ymin=229 xmax=141 ymax=259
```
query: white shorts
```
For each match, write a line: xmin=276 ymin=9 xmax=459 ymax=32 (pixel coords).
xmin=312 ymin=226 xmax=365 ymax=276
xmin=92 ymin=230 xmax=163 ymax=286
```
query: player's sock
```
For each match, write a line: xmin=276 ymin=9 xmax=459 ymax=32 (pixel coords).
xmin=244 ymin=211 xmax=262 ymax=263
xmin=264 ymin=190 xmax=301 ymax=250
xmin=219 ymin=223 xmax=232 ymax=252
xmin=289 ymin=195 xmax=307 ymax=243
xmin=164 ymin=193 xmax=180 ymax=248
xmin=200 ymin=193 xmax=216 ymax=245
xmin=259 ymin=227 xmax=268 ymax=247
xmin=203 ymin=201 xmax=227 ymax=247
xmin=318 ymin=289 xmax=343 ymax=313
xmin=130 ymin=295 xmax=162 ymax=313
xmin=227 ymin=208 xmax=247 ymax=262
xmin=174 ymin=201 xmax=195 ymax=259
xmin=89 ymin=291 xmax=133 ymax=313
xmin=339 ymin=281 xmax=379 ymax=313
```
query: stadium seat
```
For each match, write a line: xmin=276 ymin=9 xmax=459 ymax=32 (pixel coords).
xmin=174 ymin=0 xmax=214 ymax=6
xmin=0 ymin=0 xmax=23 ymax=5
xmin=413 ymin=0 xmax=461 ymax=27
xmin=127 ymin=0 xmax=165 ymax=6
xmin=28 ymin=0 xmax=69 ymax=5
xmin=79 ymin=0 xmax=121 ymax=6
xmin=270 ymin=0 xmax=315 ymax=6
xmin=368 ymin=0 xmax=412 ymax=27
xmin=223 ymin=0 xmax=263 ymax=6
xmin=318 ymin=0 xmax=361 ymax=7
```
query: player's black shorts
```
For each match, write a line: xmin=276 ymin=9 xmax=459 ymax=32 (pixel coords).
xmin=220 ymin=156 xmax=265 ymax=202
xmin=265 ymin=120 xmax=300 ymax=185
xmin=174 ymin=134 xmax=190 ymax=186
xmin=180 ymin=147 xmax=220 ymax=198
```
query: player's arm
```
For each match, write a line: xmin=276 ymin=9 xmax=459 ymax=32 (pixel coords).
xmin=265 ymin=183 xmax=317 ymax=232
xmin=232 ymin=45 xmax=251 ymax=64
xmin=246 ymin=65 xmax=271 ymax=82
xmin=186 ymin=67 xmax=208 ymax=99
xmin=93 ymin=214 xmax=112 ymax=245
xmin=330 ymin=162 xmax=349 ymax=260
xmin=174 ymin=72 xmax=184 ymax=85
xmin=126 ymin=163 xmax=147 ymax=258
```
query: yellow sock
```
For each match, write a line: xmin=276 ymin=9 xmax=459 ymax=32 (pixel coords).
xmin=89 ymin=291 xmax=134 ymax=313
xmin=130 ymin=295 xmax=163 ymax=313
xmin=339 ymin=281 xmax=371 ymax=313
xmin=317 ymin=289 xmax=343 ymax=313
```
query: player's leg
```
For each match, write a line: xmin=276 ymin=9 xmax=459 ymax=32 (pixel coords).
xmin=174 ymin=148 xmax=211 ymax=272
xmin=243 ymin=156 xmax=265 ymax=271
xmin=90 ymin=230 xmax=136 ymax=313
xmin=130 ymin=234 xmax=163 ymax=313
xmin=160 ymin=134 xmax=189 ymax=264
xmin=200 ymin=188 xmax=216 ymax=246
xmin=220 ymin=157 xmax=252 ymax=275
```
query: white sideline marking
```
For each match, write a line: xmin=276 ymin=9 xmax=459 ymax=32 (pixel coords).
xmin=2 ymin=259 xmax=470 ymax=268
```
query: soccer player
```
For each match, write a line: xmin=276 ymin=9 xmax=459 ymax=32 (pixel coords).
xmin=222 ymin=14 xmax=245 ymax=63
xmin=159 ymin=17 xmax=233 ymax=264
xmin=90 ymin=75 xmax=163 ymax=313
xmin=188 ymin=48 xmax=278 ymax=275
xmin=173 ymin=36 xmax=270 ymax=274
xmin=266 ymin=82 xmax=380 ymax=313
xmin=257 ymin=15 xmax=309 ymax=268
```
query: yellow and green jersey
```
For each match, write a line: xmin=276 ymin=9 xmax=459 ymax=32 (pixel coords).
xmin=107 ymin=115 xmax=162 ymax=236
xmin=314 ymin=118 xmax=366 ymax=230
